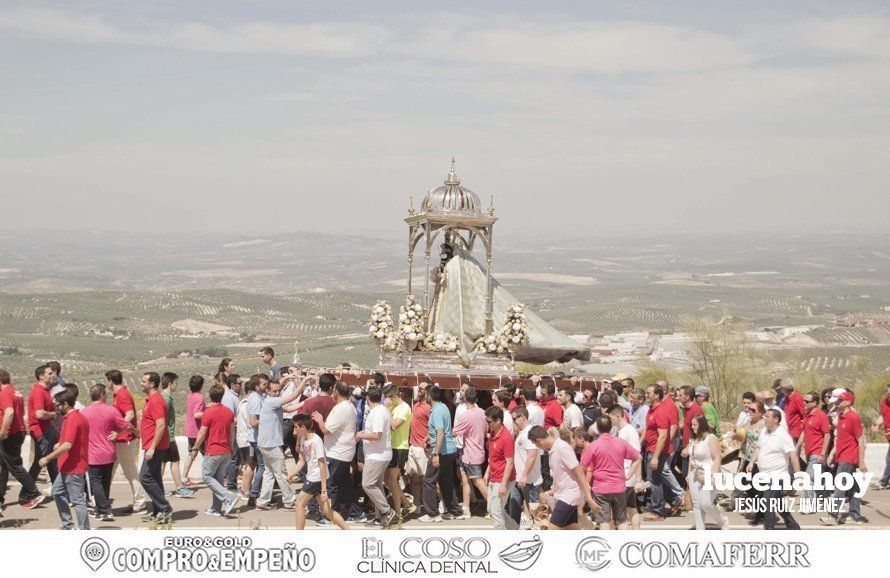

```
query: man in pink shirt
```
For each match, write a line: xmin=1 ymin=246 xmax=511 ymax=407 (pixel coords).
xmin=528 ymin=425 xmax=598 ymax=530
xmin=80 ymin=384 xmax=136 ymax=521
xmin=452 ymin=386 xmax=488 ymax=518
xmin=580 ymin=416 xmax=641 ymax=529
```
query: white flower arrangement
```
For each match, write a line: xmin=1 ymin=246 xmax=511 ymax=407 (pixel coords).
xmin=368 ymin=300 xmax=397 ymax=350
xmin=398 ymin=294 xmax=425 ymax=349
xmin=474 ymin=304 xmax=528 ymax=355
xmin=423 ymin=332 xmax=461 ymax=353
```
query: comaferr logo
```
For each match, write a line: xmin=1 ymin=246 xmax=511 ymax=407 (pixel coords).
xmin=575 ymin=540 xmax=810 ymax=571
xmin=576 ymin=537 xmax=611 ymax=572
xmin=618 ymin=542 xmax=810 ymax=568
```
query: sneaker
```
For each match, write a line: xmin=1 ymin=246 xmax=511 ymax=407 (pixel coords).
xmin=222 ymin=495 xmax=239 ymax=517
xmin=347 ymin=511 xmax=367 ymax=522
xmin=174 ymin=487 xmax=197 ymax=497
xmin=155 ymin=513 xmax=173 ymax=525
xmin=99 ymin=513 xmax=115 ymax=522
xmin=281 ymin=503 xmax=296 ymax=512
xmin=819 ymin=516 xmax=839 ymax=526
xmin=22 ymin=495 xmax=50 ymax=510
xmin=848 ymin=515 xmax=868 ymax=525
xmin=668 ymin=501 xmax=684 ymax=517
xmin=140 ymin=512 xmax=156 ymax=523
xmin=366 ymin=517 xmax=383 ymax=526
xmin=315 ymin=518 xmax=331 ymax=526
xmin=401 ymin=504 xmax=417 ymax=517
xmin=254 ymin=503 xmax=274 ymax=511
xmin=452 ymin=511 xmax=469 ymax=520
xmin=382 ymin=510 xmax=398 ymax=528
xmin=203 ymin=508 xmax=222 ymax=517
xmin=418 ymin=514 xmax=443 ymax=523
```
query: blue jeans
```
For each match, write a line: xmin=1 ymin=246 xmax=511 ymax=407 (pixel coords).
xmin=249 ymin=442 xmax=265 ymax=498
xmin=803 ymin=456 xmax=826 ymax=502
xmin=507 ymin=483 xmax=541 ymax=525
xmin=28 ymin=433 xmax=59 ymax=483
xmin=763 ymin=487 xmax=799 ymax=530
xmin=645 ymin=451 xmax=682 ymax=517
xmin=52 ymin=472 xmax=89 ymax=530
xmin=832 ymin=462 xmax=861 ymax=520
xmin=140 ymin=448 xmax=172 ymax=517
xmin=225 ymin=444 xmax=240 ymax=492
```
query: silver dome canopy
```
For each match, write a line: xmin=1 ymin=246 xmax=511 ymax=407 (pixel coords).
xmin=421 ymin=158 xmax=482 ymax=215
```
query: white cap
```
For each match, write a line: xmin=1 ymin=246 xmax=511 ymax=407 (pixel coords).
xmin=828 ymin=387 xmax=846 ymax=403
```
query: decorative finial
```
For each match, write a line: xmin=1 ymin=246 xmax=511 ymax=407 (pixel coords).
xmin=488 ymin=194 xmax=495 ymax=216
xmin=445 ymin=157 xmax=460 ymax=185
xmin=408 ymin=195 xmax=415 ymax=215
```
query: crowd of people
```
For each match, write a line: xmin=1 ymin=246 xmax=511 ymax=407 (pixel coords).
xmin=0 ymin=349 xmax=888 ymax=531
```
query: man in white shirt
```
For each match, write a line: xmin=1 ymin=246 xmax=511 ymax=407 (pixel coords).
xmin=559 ymin=387 xmax=584 ymax=429
xmin=736 ymin=392 xmax=756 ymax=427
xmin=312 ymin=381 xmax=363 ymax=522
xmin=747 ymin=409 xmax=800 ymax=530
xmin=356 ymin=386 xmax=396 ymax=527
xmin=524 ymin=386 xmax=545 ymax=428
xmin=507 ymin=406 xmax=543 ymax=527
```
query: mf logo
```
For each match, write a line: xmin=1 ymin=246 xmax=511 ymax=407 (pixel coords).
xmin=576 ymin=537 xmax=611 ymax=572
xmin=361 ymin=537 xmax=388 ymax=559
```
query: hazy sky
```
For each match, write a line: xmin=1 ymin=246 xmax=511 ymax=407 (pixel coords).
xmin=2 ymin=2 xmax=889 ymax=236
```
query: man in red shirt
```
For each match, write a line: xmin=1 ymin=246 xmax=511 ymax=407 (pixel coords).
xmin=27 ymin=364 xmax=59 ymax=484
xmin=106 ymin=369 xmax=146 ymax=514
xmin=538 ymin=380 xmax=563 ymax=493
xmin=643 ymin=383 xmax=683 ymax=521
xmin=873 ymin=384 xmax=890 ymax=489
xmin=781 ymin=380 xmax=807 ymax=446
xmin=190 ymin=385 xmax=237 ymax=517
xmin=822 ymin=390 xmax=868 ymax=525
xmin=797 ymin=391 xmax=830 ymax=508
xmin=406 ymin=381 xmax=430 ymax=505
xmin=139 ymin=371 xmax=173 ymax=523
xmin=483 ymin=405 xmax=516 ymax=529
xmin=38 ymin=385 xmax=90 ymax=530
xmin=298 ymin=373 xmax=337 ymax=436
xmin=678 ymin=385 xmax=703 ymax=488
xmin=1 ymin=369 xmax=47 ymax=510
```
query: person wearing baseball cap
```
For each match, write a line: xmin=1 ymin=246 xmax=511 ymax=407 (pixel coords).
xmin=694 ymin=386 xmax=721 ymax=437
xmin=821 ymin=390 xmax=868 ymax=526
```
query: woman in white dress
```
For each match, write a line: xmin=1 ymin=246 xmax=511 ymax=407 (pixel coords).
xmin=683 ymin=414 xmax=730 ymax=530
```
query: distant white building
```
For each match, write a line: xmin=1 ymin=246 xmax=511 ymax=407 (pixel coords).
xmin=657 ymin=333 xmax=693 ymax=355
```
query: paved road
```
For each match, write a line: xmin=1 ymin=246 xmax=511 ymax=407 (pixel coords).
xmin=3 ymin=474 xmax=889 ymax=531
xmin=3 ymin=441 xmax=888 ymax=531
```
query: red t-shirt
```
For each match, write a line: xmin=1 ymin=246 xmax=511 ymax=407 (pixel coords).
xmin=27 ymin=383 xmax=55 ymax=438
xmin=784 ymin=391 xmax=806 ymax=438
xmin=834 ymin=408 xmax=863 ymax=465
xmin=409 ymin=401 xmax=430 ymax=448
xmin=58 ymin=410 xmax=90 ymax=475
xmin=113 ymin=387 xmax=137 ymax=443
xmin=541 ymin=398 xmax=564 ymax=429
xmin=645 ymin=400 xmax=672 ymax=451
xmin=662 ymin=396 xmax=679 ymax=440
xmin=140 ymin=391 xmax=170 ymax=451
xmin=681 ymin=402 xmax=703 ymax=446
xmin=299 ymin=394 xmax=336 ymax=436
xmin=200 ymin=403 xmax=234 ymax=456
xmin=802 ymin=409 xmax=830 ymax=457
xmin=487 ymin=426 xmax=515 ymax=483
xmin=0 ymin=384 xmax=25 ymax=435
xmin=882 ymin=398 xmax=890 ymax=441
